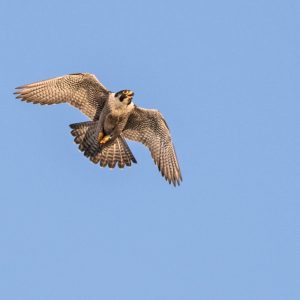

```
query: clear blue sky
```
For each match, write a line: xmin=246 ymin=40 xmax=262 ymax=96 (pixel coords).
xmin=0 ymin=0 xmax=299 ymax=299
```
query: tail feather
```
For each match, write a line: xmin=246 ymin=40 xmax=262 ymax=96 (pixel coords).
xmin=70 ymin=121 xmax=137 ymax=168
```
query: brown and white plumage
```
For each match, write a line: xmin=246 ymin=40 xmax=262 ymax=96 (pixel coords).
xmin=69 ymin=121 xmax=137 ymax=168
xmin=15 ymin=73 xmax=182 ymax=186
xmin=123 ymin=107 xmax=182 ymax=186
xmin=15 ymin=73 xmax=108 ymax=120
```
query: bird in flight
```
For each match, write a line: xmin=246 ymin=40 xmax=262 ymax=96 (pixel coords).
xmin=15 ymin=73 xmax=182 ymax=186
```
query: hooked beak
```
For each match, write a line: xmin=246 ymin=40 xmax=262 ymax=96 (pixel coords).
xmin=126 ymin=91 xmax=134 ymax=97
xmin=125 ymin=90 xmax=134 ymax=104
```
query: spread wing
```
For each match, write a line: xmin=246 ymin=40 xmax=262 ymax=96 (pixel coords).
xmin=123 ymin=107 xmax=182 ymax=186
xmin=14 ymin=73 xmax=109 ymax=120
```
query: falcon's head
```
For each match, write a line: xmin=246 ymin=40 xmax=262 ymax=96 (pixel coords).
xmin=115 ymin=90 xmax=134 ymax=105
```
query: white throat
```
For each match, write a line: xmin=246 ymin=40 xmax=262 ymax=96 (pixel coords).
xmin=109 ymin=93 xmax=134 ymax=113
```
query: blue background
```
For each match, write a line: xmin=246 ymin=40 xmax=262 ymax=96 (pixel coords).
xmin=0 ymin=0 xmax=299 ymax=299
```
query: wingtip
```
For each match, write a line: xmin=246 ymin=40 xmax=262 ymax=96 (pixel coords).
xmin=15 ymin=84 xmax=30 ymax=90
xmin=172 ymin=179 xmax=182 ymax=187
xmin=168 ymin=173 xmax=182 ymax=187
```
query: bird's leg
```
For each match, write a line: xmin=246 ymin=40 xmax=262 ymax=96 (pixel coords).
xmin=97 ymin=122 xmax=111 ymax=145
xmin=100 ymin=126 xmax=122 ymax=145
xmin=98 ymin=131 xmax=105 ymax=143
xmin=99 ymin=134 xmax=112 ymax=144
xmin=99 ymin=127 xmax=122 ymax=145
xmin=98 ymin=114 xmax=121 ymax=145
xmin=98 ymin=131 xmax=112 ymax=144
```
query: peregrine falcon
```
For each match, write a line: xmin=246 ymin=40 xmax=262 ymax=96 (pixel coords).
xmin=14 ymin=73 xmax=182 ymax=186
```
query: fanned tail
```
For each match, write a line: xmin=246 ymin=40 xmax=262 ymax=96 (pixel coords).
xmin=69 ymin=121 xmax=137 ymax=168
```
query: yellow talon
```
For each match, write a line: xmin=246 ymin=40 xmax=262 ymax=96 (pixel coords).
xmin=99 ymin=135 xmax=111 ymax=144
xmin=98 ymin=131 xmax=104 ymax=144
